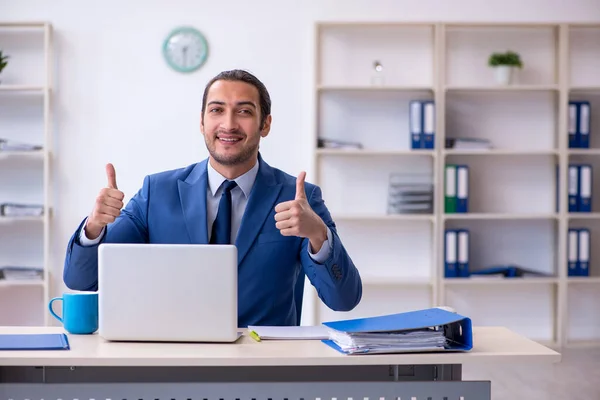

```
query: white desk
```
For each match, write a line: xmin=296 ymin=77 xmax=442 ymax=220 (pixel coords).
xmin=0 ymin=326 xmax=560 ymax=400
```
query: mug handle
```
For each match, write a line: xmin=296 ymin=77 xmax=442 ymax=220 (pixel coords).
xmin=48 ymin=297 xmax=63 ymax=323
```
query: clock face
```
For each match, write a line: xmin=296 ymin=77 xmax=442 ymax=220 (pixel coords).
xmin=162 ymin=27 xmax=208 ymax=73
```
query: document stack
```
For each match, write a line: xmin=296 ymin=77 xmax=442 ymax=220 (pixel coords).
xmin=445 ymin=137 xmax=492 ymax=150
xmin=0 ymin=203 xmax=44 ymax=217
xmin=0 ymin=138 xmax=42 ymax=152
xmin=387 ymin=173 xmax=433 ymax=214
xmin=321 ymin=307 xmax=472 ymax=355
xmin=568 ymin=100 xmax=591 ymax=148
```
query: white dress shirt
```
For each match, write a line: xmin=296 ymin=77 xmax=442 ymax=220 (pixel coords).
xmin=79 ymin=160 xmax=332 ymax=263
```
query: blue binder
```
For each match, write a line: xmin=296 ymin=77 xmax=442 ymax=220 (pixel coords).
xmin=444 ymin=229 xmax=458 ymax=278
xmin=422 ymin=100 xmax=435 ymax=149
xmin=578 ymin=101 xmax=591 ymax=149
xmin=0 ymin=333 xmax=70 ymax=350
xmin=409 ymin=100 xmax=423 ymax=149
xmin=568 ymin=101 xmax=578 ymax=148
xmin=321 ymin=308 xmax=473 ymax=355
xmin=568 ymin=164 xmax=579 ymax=212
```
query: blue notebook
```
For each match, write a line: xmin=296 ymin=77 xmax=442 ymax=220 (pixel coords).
xmin=322 ymin=308 xmax=472 ymax=355
xmin=0 ymin=333 xmax=70 ymax=350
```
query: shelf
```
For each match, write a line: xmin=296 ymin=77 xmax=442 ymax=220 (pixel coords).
xmin=568 ymin=213 xmax=600 ymax=220
xmin=445 ymin=85 xmax=559 ymax=92
xmin=568 ymin=149 xmax=600 ymax=155
xmin=317 ymin=149 xmax=435 ymax=157
xmin=444 ymin=213 xmax=558 ymax=221
xmin=0 ymin=85 xmax=47 ymax=93
xmin=362 ymin=276 xmax=432 ymax=286
xmin=318 ymin=85 xmax=434 ymax=92
xmin=333 ymin=213 xmax=434 ymax=222
xmin=569 ymin=86 xmax=600 ymax=93
xmin=0 ymin=216 xmax=44 ymax=224
xmin=309 ymin=21 xmax=597 ymax=345
xmin=444 ymin=277 xmax=558 ymax=285
xmin=443 ymin=149 xmax=558 ymax=156
xmin=0 ymin=22 xmax=49 ymax=28
xmin=568 ymin=277 xmax=600 ymax=284
xmin=0 ymin=150 xmax=45 ymax=160
xmin=0 ymin=280 xmax=44 ymax=287
xmin=0 ymin=21 xmax=52 ymax=327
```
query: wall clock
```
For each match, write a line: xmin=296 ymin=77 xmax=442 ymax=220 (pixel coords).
xmin=162 ymin=26 xmax=209 ymax=73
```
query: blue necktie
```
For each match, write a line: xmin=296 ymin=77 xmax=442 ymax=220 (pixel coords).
xmin=210 ymin=180 xmax=238 ymax=244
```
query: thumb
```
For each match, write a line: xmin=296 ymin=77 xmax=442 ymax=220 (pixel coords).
xmin=106 ymin=163 xmax=118 ymax=189
xmin=295 ymin=171 xmax=307 ymax=201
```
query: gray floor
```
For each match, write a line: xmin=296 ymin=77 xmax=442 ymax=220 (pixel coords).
xmin=462 ymin=347 xmax=600 ymax=400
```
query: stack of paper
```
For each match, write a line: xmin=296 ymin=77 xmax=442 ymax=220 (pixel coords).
xmin=327 ymin=327 xmax=447 ymax=354
xmin=321 ymin=307 xmax=473 ymax=355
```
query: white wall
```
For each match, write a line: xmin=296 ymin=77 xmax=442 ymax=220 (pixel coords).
xmin=3 ymin=0 xmax=600 ymax=324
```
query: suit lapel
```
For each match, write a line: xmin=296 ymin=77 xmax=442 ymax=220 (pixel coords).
xmin=177 ymin=160 xmax=209 ymax=244
xmin=236 ymin=156 xmax=282 ymax=264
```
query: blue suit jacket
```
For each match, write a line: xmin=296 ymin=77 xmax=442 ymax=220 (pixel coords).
xmin=63 ymin=155 xmax=362 ymax=327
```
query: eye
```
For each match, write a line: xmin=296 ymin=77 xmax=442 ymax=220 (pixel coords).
xmin=209 ymin=107 xmax=222 ymax=113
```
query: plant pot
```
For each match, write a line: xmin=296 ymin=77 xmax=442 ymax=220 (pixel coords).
xmin=493 ymin=65 xmax=514 ymax=85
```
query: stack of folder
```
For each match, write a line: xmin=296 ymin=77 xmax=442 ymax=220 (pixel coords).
xmin=568 ymin=228 xmax=590 ymax=276
xmin=566 ymin=164 xmax=593 ymax=212
xmin=321 ymin=307 xmax=472 ymax=355
xmin=445 ymin=164 xmax=469 ymax=213
xmin=409 ymin=100 xmax=435 ymax=150
xmin=568 ymin=100 xmax=591 ymax=148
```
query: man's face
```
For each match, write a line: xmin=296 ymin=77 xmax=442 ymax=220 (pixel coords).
xmin=201 ymin=80 xmax=271 ymax=166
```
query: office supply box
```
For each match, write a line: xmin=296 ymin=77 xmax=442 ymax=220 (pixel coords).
xmin=321 ymin=308 xmax=472 ymax=355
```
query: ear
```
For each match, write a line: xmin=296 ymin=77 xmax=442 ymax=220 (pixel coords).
xmin=200 ymin=113 xmax=205 ymax=135
xmin=260 ymin=115 xmax=272 ymax=138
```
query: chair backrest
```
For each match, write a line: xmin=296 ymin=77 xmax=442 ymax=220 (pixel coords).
xmin=294 ymin=269 xmax=305 ymax=325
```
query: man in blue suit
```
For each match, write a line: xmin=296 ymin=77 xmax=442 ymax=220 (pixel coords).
xmin=63 ymin=69 xmax=362 ymax=327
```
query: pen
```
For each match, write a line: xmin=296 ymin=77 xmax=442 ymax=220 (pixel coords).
xmin=249 ymin=330 xmax=261 ymax=342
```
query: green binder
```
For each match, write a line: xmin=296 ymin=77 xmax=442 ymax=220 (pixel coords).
xmin=445 ymin=164 xmax=457 ymax=213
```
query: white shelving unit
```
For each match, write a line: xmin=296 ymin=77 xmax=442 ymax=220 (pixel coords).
xmin=0 ymin=22 xmax=53 ymax=326
xmin=308 ymin=21 xmax=600 ymax=349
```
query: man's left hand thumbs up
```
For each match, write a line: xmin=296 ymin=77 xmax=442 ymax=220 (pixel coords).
xmin=274 ymin=171 xmax=327 ymax=251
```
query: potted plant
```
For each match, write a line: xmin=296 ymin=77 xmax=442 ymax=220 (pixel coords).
xmin=0 ymin=50 xmax=9 ymax=84
xmin=488 ymin=50 xmax=523 ymax=85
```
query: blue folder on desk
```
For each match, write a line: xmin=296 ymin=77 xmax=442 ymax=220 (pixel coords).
xmin=0 ymin=333 xmax=70 ymax=350
xmin=321 ymin=308 xmax=472 ymax=355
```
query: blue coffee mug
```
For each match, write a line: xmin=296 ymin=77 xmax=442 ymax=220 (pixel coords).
xmin=49 ymin=292 xmax=98 ymax=334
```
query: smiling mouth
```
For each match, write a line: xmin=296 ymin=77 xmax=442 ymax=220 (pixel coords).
xmin=217 ymin=136 xmax=243 ymax=144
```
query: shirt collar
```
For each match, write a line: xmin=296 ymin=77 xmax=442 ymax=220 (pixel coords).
xmin=207 ymin=158 xmax=259 ymax=199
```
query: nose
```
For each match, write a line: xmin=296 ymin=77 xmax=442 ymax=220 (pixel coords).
xmin=220 ymin=110 xmax=239 ymax=132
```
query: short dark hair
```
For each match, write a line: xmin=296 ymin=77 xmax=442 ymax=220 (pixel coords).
xmin=201 ymin=69 xmax=271 ymax=129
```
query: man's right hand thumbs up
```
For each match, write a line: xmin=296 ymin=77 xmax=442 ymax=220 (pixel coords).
xmin=84 ymin=163 xmax=125 ymax=240
xmin=106 ymin=162 xmax=118 ymax=189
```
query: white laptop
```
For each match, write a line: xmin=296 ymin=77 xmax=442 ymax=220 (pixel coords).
xmin=97 ymin=243 xmax=240 ymax=343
